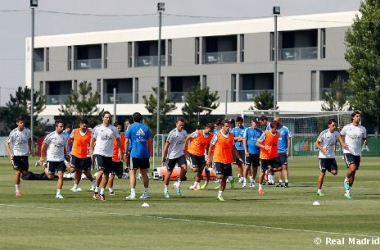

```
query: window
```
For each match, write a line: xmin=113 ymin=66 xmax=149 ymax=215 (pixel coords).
xmin=134 ymin=78 xmax=139 ymax=103
xmin=202 ymin=75 xmax=207 ymax=88
xmin=231 ymin=74 xmax=237 ymax=102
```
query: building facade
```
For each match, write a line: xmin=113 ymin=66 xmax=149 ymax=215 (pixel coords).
xmin=25 ymin=11 xmax=355 ymax=118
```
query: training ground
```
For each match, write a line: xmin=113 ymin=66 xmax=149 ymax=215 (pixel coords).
xmin=0 ymin=157 xmax=379 ymax=250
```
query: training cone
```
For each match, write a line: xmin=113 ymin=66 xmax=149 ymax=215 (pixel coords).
xmin=313 ymin=201 xmax=320 ymax=206
xmin=142 ymin=202 xmax=150 ymax=207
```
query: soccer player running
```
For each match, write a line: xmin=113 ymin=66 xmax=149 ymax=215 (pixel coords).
xmin=40 ymin=120 xmax=72 ymax=199
xmin=256 ymin=121 xmax=282 ymax=194
xmin=184 ymin=123 xmax=214 ymax=190
xmin=315 ymin=119 xmax=340 ymax=196
xmin=90 ymin=111 xmax=121 ymax=201
xmin=67 ymin=119 xmax=96 ymax=192
xmin=243 ymin=117 xmax=263 ymax=188
xmin=338 ymin=110 xmax=367 ymax=200
xmin=108 ymin=121 xmax=126 ymax=195
xmin=125 ymin=112 xmax=152 ymax=200
xmin=207 ymin=120 xmax=243 ymax=201
xmin=231 ymin=117 xmax=246 ymax=183
xmin=162 ymin=117 xmax=187 ymax=198
xmin=274 ymin=117 xmax=292 ymax=187
xmin=5 ymin=117 xmax=32 ymax=197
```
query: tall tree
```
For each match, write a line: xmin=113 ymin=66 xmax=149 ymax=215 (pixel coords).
xmin=3 ymin=86 xmax=47 ymax=137
xmin=182 ymin=84 xmax=220 ymax=132
xmin=345 ymin=0 xmax=380 ymax=133
xmin=142 ymin=83 xmax=176 ymax=135
xmin=321 ymin=77 xmax=351 ymax=111
xmin=251 ymin=91 xmax=274 ymax=110
xmin=58 ymin=81 xmax=104 ymax=125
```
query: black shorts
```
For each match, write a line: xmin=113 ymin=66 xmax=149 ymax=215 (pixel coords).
xmin=344 ymin=154 xmax=361 ymax=169
xmin=245 ymin=154 xmax=260 ymax=167
xmin=233 ymin=150 xmax=245 ymax=167
xmin=189 ymin=154 xmax=206 ymax=169
xmin=11 ymin=156 xmax=29 ymax=171
xmin=94 ymin=155 xmax=113 ymax=174
xmin=131 ymin=157 xmax=150 ymax=170
xmin=319 ymin=158 xmax=338 ymax=172
xmin=47 ymin=161 xmax=66 ymax=175
xmin=278 ymin=153 xmax=288 ymax=166
xmin=260 ymin=158 xmax=281 ymax=172
xmin=166 ymin=155 xmax=187 ymax=171
xmin=71 ymin=155 xmax=92 ymax=171
xmin=111 ymin=161 xmax=124 ymax=177
xmin=214 ymin=162 xmax=232 ymax=176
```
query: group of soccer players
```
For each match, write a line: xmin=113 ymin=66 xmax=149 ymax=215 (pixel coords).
xmin=5 ymin=110 xmax=366 ymax=201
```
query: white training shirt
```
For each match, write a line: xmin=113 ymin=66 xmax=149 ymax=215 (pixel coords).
xmin=92 ymin=124 xmax=120 ymax=157
xmin=43 ymin=131 xmax=67 ymax=162
xmin=340 ymin=123 xmax=367 ymax=156
xmin=317 ymin=129 xmax=339 ymax=158
xmin=6 ymin=128 xmax=31 ymax=156
xmin=166 ymin=128 xmax=187 ymax=159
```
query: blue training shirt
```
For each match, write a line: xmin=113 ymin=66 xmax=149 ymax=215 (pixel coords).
xmin=243 ymin=127 xmax=263 ymax=154
xmin=126 ymin=122 xmax=151 ymax=158
xmin=62 ymin=130 xmax=72 ymax=154
xmin=277 ymin=125 xmax=292 ymax=153
xmin=232 ymin=126 xmax=245 ymax=151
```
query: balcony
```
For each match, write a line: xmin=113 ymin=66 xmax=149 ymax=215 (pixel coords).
xmin=104 ymin=93 xmax=133 ymax=104
xmin=137 ymin=56 xmax=165 ymax=67
xmin=281 ymin=47 xmax=318 ymax=60
xmin=168 ymin=92 xmax=187 ymax=102
xmin=47 ymin=95 xmax=70 ymax=105
xmin=34 ymin=61 xmax=44 ymax=72
xmin=204 ymin=51 xmax=237 ymax=64
xmin=239 ymin=90 xmax=274 ymax=102
xmin=75 ymin=59 xmax=101 ymax=70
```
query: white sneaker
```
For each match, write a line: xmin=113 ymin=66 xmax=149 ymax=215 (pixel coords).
xmin=238 ymin=177 xmax=244 ymax=183
xmin=140 ymin=192 xmax=150 ymax=199
xmin=242 ymin=182 xmax=247 ymax=188
xmin=126 ymin=194 xmax=136 ymax=200
xmin=70 ymin=187 xmax=78 ymax=193
xmin=90 ymin=186 xmax=96 ymax=191
xmin=249 ymin=181 xmax=255 ymax=188
xmin=137 ymin=173 xmax=143 ymax=180
xmin=76 ymin=187 xmax=82 ymax=192
xmin=56 ymin=194 xmax=64 ymax=199
xmin=173 ymin=182 xmax=179 ymax=189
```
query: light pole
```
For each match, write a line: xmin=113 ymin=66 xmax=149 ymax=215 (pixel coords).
xmin=157 ymin=2 xmax=165 ymax=135
xmin=273 ymin=6 xmax=280 ymax=112
xmin=30 ymin=0 xmax=38 ymax=155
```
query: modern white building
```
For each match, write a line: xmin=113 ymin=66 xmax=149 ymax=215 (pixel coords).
xmin=25 ymin=11 xmax=356 ymax=119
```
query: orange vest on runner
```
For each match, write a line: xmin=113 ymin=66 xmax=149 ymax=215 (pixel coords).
xmin=259 ymin=130 xmax=280 ymax=160
xmin=188 ymin=130 xmax=213 ymax=156
xmin=71 ymin=129 xmax=92 ymax=159
xmin=113 ymin=134 xmax=125 ymax=161
xmin=213 ymin=132 xmax=235 ymax=164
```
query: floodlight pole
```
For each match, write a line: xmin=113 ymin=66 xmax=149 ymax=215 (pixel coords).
xmin=273 ymin=6 xmax=280 ymax=115
xmin=157 ymin=2 xmax=165 ymax=135
xmin=30 ymin=2 xmax=37 ymax=156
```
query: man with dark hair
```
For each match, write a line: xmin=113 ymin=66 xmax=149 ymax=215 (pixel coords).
xmin=90 ymin=111 xmax=121 ymax=201
xmin=125 ymin=112 xmax=152 ymax=200
xmin=184 ymin=123 xmax=214 ymax=190
xmin=162 ymin=117 xmax=187 ymax=198
xmin=124 ymin=117 xmax=134 ymax=172
xmin=213 ymin=119 xmax=222 ymax=134
xmin=63 ymin=123 xmax=73 ymax=156
xmin=231 ymin=116 xmax=245 ymax=183
xmin=258 ymin=115 xmax=274 ymax=184
xmin=339 ymin=110 xmax=367 ymax=200
xmin=40 ymin=120 xmax=72 ymax=199
xmin=274 ymin=116 xmax=292 ymax=187
xmin=259 ymin=115 xmax=270 ymax=131
xmin=5 ymin=117 xmax=31 ymax=196
xmin=67 ymin=119 xmax=96 ymax=193
xmin=315 ymin=119 xmax=340 ymax=196
xmin=256 ymin=121 xmax=282 ymax=194
xmin=207 ymin=120 xmax=243 ymax=201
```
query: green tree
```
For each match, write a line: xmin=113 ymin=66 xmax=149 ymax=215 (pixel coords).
xmin=182 ymin=84 xmax=220 ymax=132
xmin=345 ymin=0 xmax=380 ymax=133
xmin=251 ymin=91 xmax=274 ymax=110
xmin=58 ymin=81 xmax=104 ymax=125
xmin=321 ymin=77 xmax=351 ymax=111
xmin=3 ymin=86 xmax=47 ymax=137
xmin=142 ymin=83 xmax=176 ymax=135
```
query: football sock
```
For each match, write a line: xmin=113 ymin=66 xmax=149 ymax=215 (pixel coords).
xmin=15 ymin=184 xmax=20 ymax=192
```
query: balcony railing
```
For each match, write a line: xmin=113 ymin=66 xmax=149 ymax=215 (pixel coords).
xmin=137 ymin=55 xmax=165 ymax=67
xmin=168 ymin=92 xmax=187 ymax=102
xmin=104 ymin=93 xmax=133 ymax=104
xmin=47 ymin=94 xmax=70 ymax=105
xmin=281 ymin=47 xmax=318 ymax=60
xmin=204 ymin=51 xmax=237 ymax=64
xmin=239 ymin=90 xmax=274 ymax=102
xmin=74 ymin=59 xmax=102 ymax=70
xmin=34 ymin=61 xmax=44 ymax=72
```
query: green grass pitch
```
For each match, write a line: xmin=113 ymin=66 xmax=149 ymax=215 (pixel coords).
xmin=0 ymin=157 xmax=379 ymax=250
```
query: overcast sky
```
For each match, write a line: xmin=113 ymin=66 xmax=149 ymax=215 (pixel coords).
xmin=0 ymin=0 xmax=362 ymax=105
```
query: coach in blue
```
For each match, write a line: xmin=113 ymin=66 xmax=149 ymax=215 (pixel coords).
xmin=274 ymin=117 xmax=292 ymax=187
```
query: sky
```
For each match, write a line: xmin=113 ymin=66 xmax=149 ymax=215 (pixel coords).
xmin=0 ymin=0 xmax=362 ymax=105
